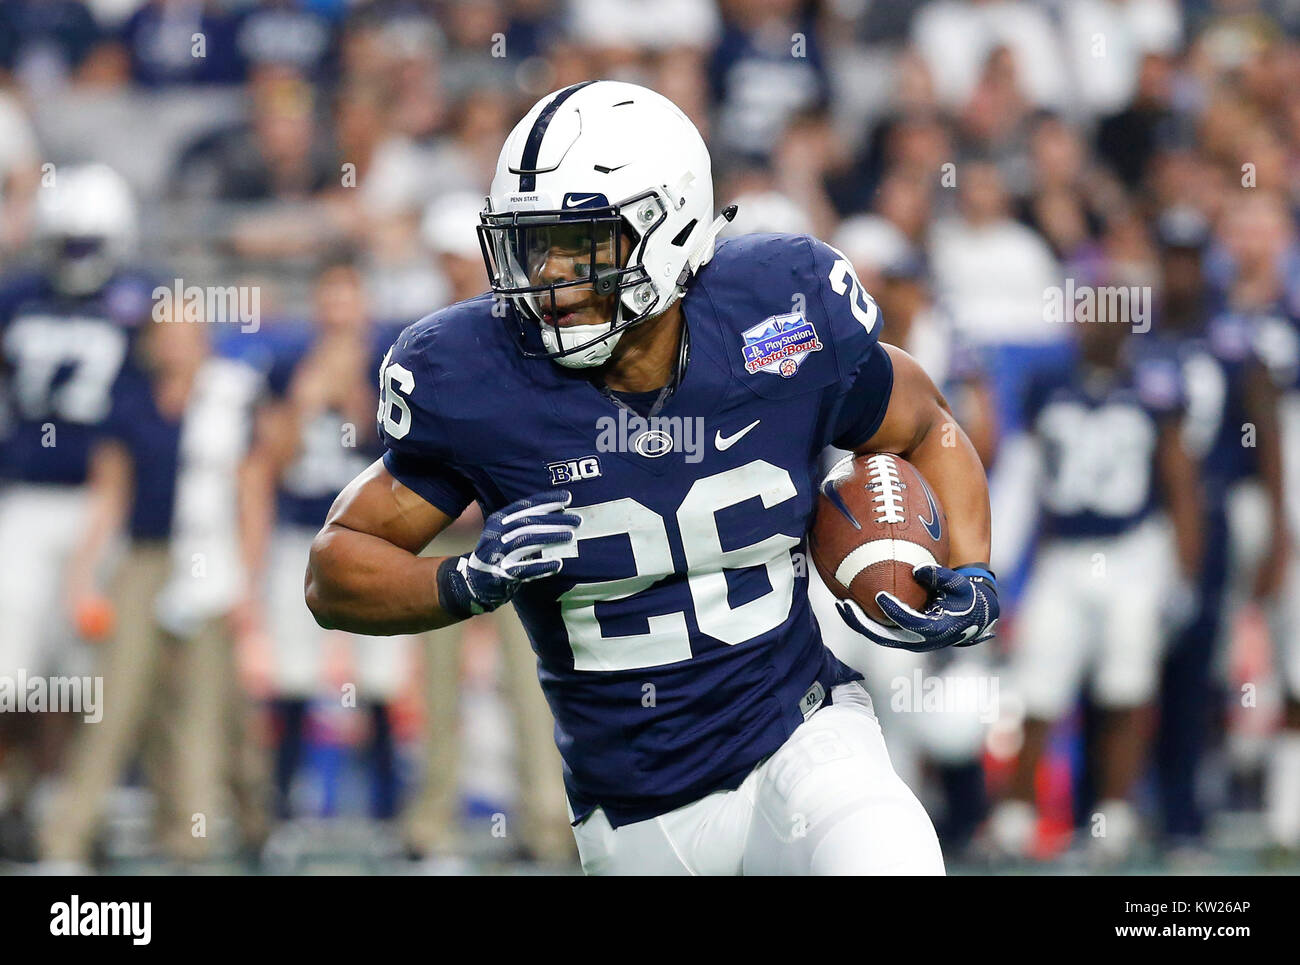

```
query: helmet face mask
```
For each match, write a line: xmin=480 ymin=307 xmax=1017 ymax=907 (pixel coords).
xmin=481 ymin=81 xmax=717 ymax=369
xmin=479 ymin=191 xmax=667 ymax=367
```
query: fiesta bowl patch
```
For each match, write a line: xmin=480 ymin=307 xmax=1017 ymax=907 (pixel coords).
xmin=741 ymin=312 xmax=823 ymax=378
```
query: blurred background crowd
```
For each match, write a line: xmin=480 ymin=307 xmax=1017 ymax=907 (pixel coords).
xmin=2 ymin=0 xmax=1300 ymax=873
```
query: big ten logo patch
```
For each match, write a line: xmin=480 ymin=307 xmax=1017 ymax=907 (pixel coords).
xmin=547 ymin=455 xmax=602 ymax=485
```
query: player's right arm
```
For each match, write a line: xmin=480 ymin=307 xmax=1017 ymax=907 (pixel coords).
xmin=306 ymin=315 xmax=580 ymax=635
xmin=305 ymin=458 xmax=460 ymax=635
xmin=306 ymin=459 xmax=580 ymax=635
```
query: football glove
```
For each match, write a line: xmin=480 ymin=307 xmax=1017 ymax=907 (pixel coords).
xmin=835 ymin=564 xmax=999 ymax=653
xmin=437 ymin=491 xmax=580 ymax=618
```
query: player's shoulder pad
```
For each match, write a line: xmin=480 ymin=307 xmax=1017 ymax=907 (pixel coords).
xmin=110 ymin=267 xmax=175 ymax=328
xmin=1132 ymin=352 xmax=1186 ymax=416
xmin=379 ymin=293 xmax=514 ymax=456
xmin=1208 ymin=311 xmax=1258 ymax=364
xmin=0 ymin=269 xmax=52 ymax=322
xmin=385 ymin=292 xmax=505 ymax=376
xmin=698 ymin=233 xmax=882 ymax=399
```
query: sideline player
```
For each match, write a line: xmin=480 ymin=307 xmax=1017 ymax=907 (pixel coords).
xmin=991 ymin=301 xmax=1201 ymax=863
xmin=0 ymin=165 xmax=148 ymax=857
xmin=242 ymin=254 xmax=410 ymax=821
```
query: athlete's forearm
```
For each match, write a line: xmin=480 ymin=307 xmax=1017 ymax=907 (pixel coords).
xmin=900 ymin=404 xmax=992 ymax=568
xmin=1249 ymin=373 xmax=1288 ymax=536
xmin=236 ymin=451 xmax=276 ymax=585
xmin=863 ymin=345 xmax=992 ymax=569
xmin=306 ymin=523 xmax=461 ymax=635
xmin=1157 ymin=425 xmax=1202 ymax=578
xmin=66 ymin=441 xmax=132 ymax=602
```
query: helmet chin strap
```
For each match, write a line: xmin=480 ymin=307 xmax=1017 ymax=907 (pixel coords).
xmin=675 ymin=204 xmax=738 ymax=289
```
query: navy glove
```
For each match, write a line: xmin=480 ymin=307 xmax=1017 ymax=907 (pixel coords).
xmin=437 ymin=491 xmax=581 ymax=618
xmin=834 ymin=564 xmax=999 ymax=653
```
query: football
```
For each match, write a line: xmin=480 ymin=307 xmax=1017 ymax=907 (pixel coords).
xmin=810 ymin=452 xmax=950 ymax=622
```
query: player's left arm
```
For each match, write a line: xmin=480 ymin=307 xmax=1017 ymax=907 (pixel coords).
xmin=839 ymin=343 xmax=998 ymax=650
xmin=1245 ymin=358 xmax=1289 ymax=599
xmin=63 ymin=439 xmax=132 ymax=633
xmin=860 ymin=344 xmax=991 ymax=568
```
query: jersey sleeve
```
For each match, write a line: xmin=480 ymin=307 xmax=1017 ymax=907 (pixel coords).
xmin=376 ymin=321 xmax=479 ymax=518
xmin=803 ymin=236 xmax=893 ymax=450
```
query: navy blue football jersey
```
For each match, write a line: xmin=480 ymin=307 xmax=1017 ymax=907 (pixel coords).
xmin=0 ymin=271 xmax=153 ymax=485
xmin=263 ymin=327 xmax=393 ymax=529
xmin=1023 ymin=348 xmax=1184 ymax=540
xmin=1200 ymin=309 xmax=1289 ymax=493
xmin=100 ymin=361 xmax=182 ymax=541
xmin=378 ymin=234 xmax=891 ymax=826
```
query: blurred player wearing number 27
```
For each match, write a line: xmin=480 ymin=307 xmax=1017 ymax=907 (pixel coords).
xmin=305 ymin=81 xmax=997 ymax=875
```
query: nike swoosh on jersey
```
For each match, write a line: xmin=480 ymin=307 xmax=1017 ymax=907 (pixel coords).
xmin=715 ymin=419 xmax=760 ymax=451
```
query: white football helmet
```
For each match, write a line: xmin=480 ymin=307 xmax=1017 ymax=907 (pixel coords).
xmin=34 ymin=163 xmax=139 ymax=296
xmin=479 ymin=81 xmax=729 ymax=368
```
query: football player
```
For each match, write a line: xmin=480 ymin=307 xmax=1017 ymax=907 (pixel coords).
xmin=304 ymin=82 xmax=997 ymax=875
xmin=1146 ymin=207 xmax=1232 ymax=850
xmin=991 ymin=293 xmax=1202 ymax=863
xmin=40 ymin=309 xmax=266 ymax=868
xmin=241 ymin=253 xmax=411 ymax=822
xmin=1205 ymin=195 xmax=1300 ymax=854
xmin=0 ymin=164 xmax=150 ymax=857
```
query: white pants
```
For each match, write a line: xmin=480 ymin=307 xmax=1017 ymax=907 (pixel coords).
xmin=267 ymin=525 xmax=413 ymax=700
xmin=571 ymin=681 xmax=945 ymax=875
xmin=0 ymin=484 xmax=90 ymax=677
xmin=1013 ymin=519 xmax=1173 ymax=719
xmin=809 ymin=564 xmax=990 ymax=787
xmin=1222 ymin=480 xmax=1300 ymax=698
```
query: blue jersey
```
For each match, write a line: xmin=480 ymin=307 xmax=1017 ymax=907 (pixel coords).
xmin=379 ymin=234 xmax=890 ymax=826
xmin=263 ymin=327 xmax=391 ymax=530
xmin=1024 ymin=349 xmax=1183 ymax=540
xmin=0 ymin=270 xmax=153 ymax=485
xmin=1141 ymin=331 xmax=1228 ymax=500
xmin=1202 ymin=309 xmax=1289 ymax=492
xmin=101 ymin=362 xmax=182 ymax=542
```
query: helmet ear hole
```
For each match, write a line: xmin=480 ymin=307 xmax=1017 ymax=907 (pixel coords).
xmin=670 ymin=219 xmax=698 ymax=247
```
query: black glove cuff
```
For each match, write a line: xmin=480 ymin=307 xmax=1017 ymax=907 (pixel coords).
xmin=436 ymin=555 xmax=478 ymax=620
